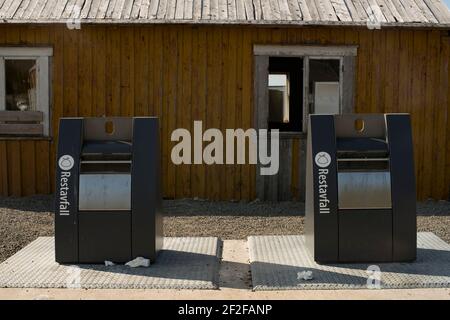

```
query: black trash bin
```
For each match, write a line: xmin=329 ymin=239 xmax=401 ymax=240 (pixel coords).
xmin=305 ymin=114 xmax=416 ymax=263
xmin=54 ymin=117 xmax=163 ymax=264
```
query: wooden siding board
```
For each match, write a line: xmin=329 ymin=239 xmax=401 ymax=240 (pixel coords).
xmin=180 ymin=27 xmax=192 ymax=197
xmin=410 ymin=31 xmax=427 ymax=198
xmin=35 ymin=140 xmax=50 ymax=194
xmin=63 ymin=28 xmax=78 ymax=117
xmin=78 ymin=27 xmax=93 ymax=117
xmin=20 ymin=140 xmax=36 ymax=196
xmin=0 ymin=25 xmax=448 ymax=200
xmin=234 ymin=28 xmax=244 ymax=200
xmin=444 ymin=37 xmax=450 ymax=199
xmin=432 ymin=36 xmax=448 ymax=198
xmin=120 ymin=26 xmax=134 ymax=116
xmin=423 ymin=30 xmax=440 ymax=199
xmin=92 ymin=26 xmax=107 ymax=116
xmin=242 ymin=28 xmax=254 ymax=199
xmin=134 ymin=26 xmax=149 ymax=116
xmin=0 ymin=141 xmax=8 ymax=195
xmin=166 ymin=26 xmax=178 ymax=198
xmin=6 ymin=141 xmax=21 ymax=196
xmin=225 ymin=28 xmax=238 ymax=200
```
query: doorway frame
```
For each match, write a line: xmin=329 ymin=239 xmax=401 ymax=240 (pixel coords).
xmin=253 ymin=45 xmax=358 ymax=201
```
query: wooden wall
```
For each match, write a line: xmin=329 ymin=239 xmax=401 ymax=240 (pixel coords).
xmin=0 ymin=25 xmax=448 ymax=200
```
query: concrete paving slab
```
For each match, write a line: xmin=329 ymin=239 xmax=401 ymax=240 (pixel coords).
xmin=0 ymin=237 xmax=221 ymax=290
xmin=249 ymin=233 xmax=450 ymax=290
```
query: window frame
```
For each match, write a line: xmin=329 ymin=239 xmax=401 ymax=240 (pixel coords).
xmin=0 ymin=47 xmax=52 ymax=137
xmin=253 ymin=45 xmax=357 ymax=135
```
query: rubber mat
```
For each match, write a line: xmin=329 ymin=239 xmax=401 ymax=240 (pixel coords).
xmin=0 ymin=237 xmax=221 ymax=289
xmin=248 ymin=232 xmax=450 ymax=290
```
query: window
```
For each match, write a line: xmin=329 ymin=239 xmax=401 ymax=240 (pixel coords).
xmin=307 ymin=58 xmax=341 ymax=115
xmin=254 ymin=45 xmax=357 ymax=133
xmin=0 ymin=48 xmax=52 ymax=136
xmin=266 ymin=56 xmax=342 ymax=133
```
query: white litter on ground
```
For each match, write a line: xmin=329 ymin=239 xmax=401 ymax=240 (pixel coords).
xmin=297 ymin=271 xmax=314 ymax=280
xmin=125 ymin=257 xmax=151 ymax=268
xmin=104 ymin=261 xmax=115 ymax=267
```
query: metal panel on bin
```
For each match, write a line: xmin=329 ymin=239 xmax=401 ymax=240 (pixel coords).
xmin=338 ymin=171 xmax=392 ymax=209
xmin=78 ymin=174 xmax=131 ymax=211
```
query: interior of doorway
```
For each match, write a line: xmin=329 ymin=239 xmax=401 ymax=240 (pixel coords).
xmin=267 ymin=57 xmax=342 ymax=134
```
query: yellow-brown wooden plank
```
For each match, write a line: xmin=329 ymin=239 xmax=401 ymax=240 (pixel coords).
xmin=20 ymin=140 xmax=36 ymax=196
xmin=191 ymin=26 xmax=207 ymax=199
xmin=384 ymin=30 xmax=399 ymax=113
xmin=241 ymin=27 xmax=253 ymax=200
xmin=63 ymin=29 xmax=78 ymax=117
xmin=178 ymin=27 xmax=192 ymax=198
xmin=134 ymin=26 xmax=149 ymax=116
xmin=0 ymin=141 xmax=8 ymax=196
xmin=445 ymin=37 xmax=450 ymax=199
xmin=225 ymin=28 xmax=238 ymax=200
xmin=35 ymin=140 xmax=50 ymax=194
xmin=432 ymin=36 xmax=449 ymax=199
xmin=120 ymin=27 xmax=135 ymax=117
xmin=411 ymin=31 xmax=428 ymax=199
xmin=49 ymin=26 xmax=65 ymax=193
xmin=107 ymin=27 xmax=121 ymax=116
xmin=423 ymin=31 xmax=440 ymax=199
xmin=78 ymin=27 xmax=93 ymax=117
xmin=291 ymin=138 xmax=300 ymax=200
xmin=7 ymin=141 xmax=21 ymax=196
xmin=166 ymin=26 xmax=178 ymax=199
xmin=234 ymin=28 xmax=244 ymax=200
xmin=93 ymin=26 xmax=107 ymax=117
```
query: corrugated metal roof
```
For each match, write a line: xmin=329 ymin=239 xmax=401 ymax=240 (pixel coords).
xmin=0 ymin=0 xmax=449 ymax=27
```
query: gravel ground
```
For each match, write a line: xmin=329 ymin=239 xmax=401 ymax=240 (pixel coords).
xmin=1 ymin=196 xmax=449 ymax=263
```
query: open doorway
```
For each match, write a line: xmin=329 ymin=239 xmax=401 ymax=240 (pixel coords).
xmin=254 ymin=45 xmax=357 ymax=201
xmin=268 ymin=57 xmax=303 ymax=132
